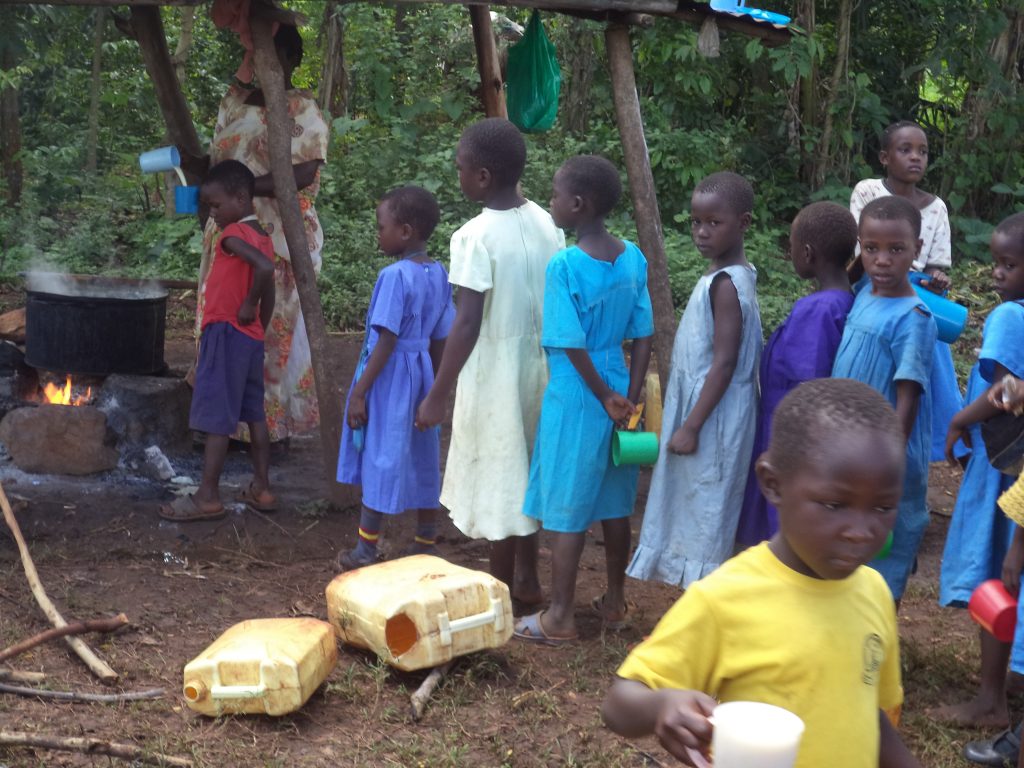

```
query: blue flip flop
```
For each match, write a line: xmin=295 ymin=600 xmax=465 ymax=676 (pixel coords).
xmin=512 ymin=611 xmax=578 ymax=646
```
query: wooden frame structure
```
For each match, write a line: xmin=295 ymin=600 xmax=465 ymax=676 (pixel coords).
xmin=3 ymin=0 xmax=790 ymax=498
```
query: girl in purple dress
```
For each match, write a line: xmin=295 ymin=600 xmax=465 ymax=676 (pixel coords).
xmin=735 ymin=202 xmax=856 ymax=546
xmin=336 ymin=186 xmax=455 ymax=570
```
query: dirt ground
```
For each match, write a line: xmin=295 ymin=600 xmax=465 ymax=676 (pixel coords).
xmin=0 ymin=289 xmax=1010 ymax=767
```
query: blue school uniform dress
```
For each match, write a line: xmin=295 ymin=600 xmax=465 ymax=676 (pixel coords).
xmin=336 ymin=258 xmax=455 ymax=514
xmin=942 ymin=301 xmax=1024 ymax=606
xmin=522 ymin=242 xmax=654 ymax=533
xmin=735 ymin=289 xmax=854 ymax=546
xmin=832 ymin=290 xmax=937 ymax=600
xmin=628 ymin=264 xmax=762 ymax=588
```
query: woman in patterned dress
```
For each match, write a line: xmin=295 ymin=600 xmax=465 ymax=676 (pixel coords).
xmin=184 ymin=24 xmax=328 ymax=446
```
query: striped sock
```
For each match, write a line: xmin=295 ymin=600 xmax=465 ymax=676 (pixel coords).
xmin=414 ymin=512 xmax=437 ymax=551
xmin=353 ymin=508 xmax=383 ymax=560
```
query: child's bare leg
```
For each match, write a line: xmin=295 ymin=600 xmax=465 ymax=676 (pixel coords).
xmin=194 ymin=434 xmax=230 ymax=507
xmin=544 ymin=531 xmax=587 ymax=637
xmin=247 ymin=420 xmax=271 ymax=494
xmin=514 ymin=533 xmax=542 ymax=605
xmin=600 ymin=517 xmax=631 ymax=620
xmin=490 ymin=537 xmax=516 ymax=592
xmin=931 ymin=629 xmax=1010 ymax=727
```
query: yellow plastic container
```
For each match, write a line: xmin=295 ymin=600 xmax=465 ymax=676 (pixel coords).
xmin=326 ymin=555 xmax=513 ymax=671
xmin=645 ymin=371 xmax=663 ymax=438
xmin=182 ymin=618 xmax=337 ymax=717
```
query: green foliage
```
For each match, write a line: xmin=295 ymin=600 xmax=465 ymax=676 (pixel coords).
xmin=3 ymin=0 xmax=1022 ymax=348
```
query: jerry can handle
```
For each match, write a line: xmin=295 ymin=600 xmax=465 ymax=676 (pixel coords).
xmin=437 ymin=597 xmax=505 ymax=647
xmin=209 ymin=660 xmax=270 ymax=699
xmin=210 ymin=683 xmax=267 ymax=699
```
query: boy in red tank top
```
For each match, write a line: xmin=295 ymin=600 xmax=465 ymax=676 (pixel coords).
xmin=159 ymin=160 xmax=276 ymax=522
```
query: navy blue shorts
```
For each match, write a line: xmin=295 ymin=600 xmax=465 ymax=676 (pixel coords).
xmin=190 ymin=322 xmax=265 ymax=435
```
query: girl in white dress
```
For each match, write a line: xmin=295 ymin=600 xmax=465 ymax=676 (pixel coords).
xmin=415 ymin=119 xmax=564 ymax=610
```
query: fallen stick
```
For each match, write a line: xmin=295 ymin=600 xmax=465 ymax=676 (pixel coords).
xmin=0 ymin=482 xmax=119 ymax=682
xmin=0 ymin=669 xmax=45 ymax=684
xmin=0 ymin=683 xmax=164 ymax=703
xmin=0 ymin=614 xmax=129 ymax=663
xmin=409 ymin=660 xmax=453 ymax=721
xmin=0 ymin=730 xmax=192 ymax=767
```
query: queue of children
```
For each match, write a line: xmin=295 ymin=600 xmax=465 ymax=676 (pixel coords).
xmin=172 ymin=115 xmax=1024 ymax=768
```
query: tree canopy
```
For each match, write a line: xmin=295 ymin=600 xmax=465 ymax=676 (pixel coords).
xmin=1 ymin=0 xmax=1021 ymax=333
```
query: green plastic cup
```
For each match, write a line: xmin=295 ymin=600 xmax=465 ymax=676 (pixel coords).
xmin=612 ymin=430 xmax=659 ymax=467
xmin=875 ymin=531 xmax=894 ymax=560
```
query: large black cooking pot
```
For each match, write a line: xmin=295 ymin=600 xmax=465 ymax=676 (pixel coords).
xmin=25 ymin=274 xmax=168 ymax=376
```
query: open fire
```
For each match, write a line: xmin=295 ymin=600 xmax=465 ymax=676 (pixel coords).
xmin=42 ymin=375 xmax=92 ymax=406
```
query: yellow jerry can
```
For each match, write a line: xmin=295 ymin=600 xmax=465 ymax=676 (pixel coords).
xmin=182 ymin=618 xmax=337 ymax=716
xmin=326 ymin=554 xmax=513 ymax=671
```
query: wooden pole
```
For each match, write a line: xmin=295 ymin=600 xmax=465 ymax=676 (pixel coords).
xmin=0 ymin=731 xmax=192 ymax=767
xmin=128 ymin=6 xmax=204 ymax=176
xmin=469 ymin=5 xmax=507 ymax=118
xmin=0 ymin=483 xmax=119 ymax=683
xmin=605 ymin=22 xmax=674 ymax=393
xmin=250 ymin=17 xmax=348 ymax=505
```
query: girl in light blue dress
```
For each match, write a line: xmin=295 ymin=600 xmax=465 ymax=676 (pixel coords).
xmin=933 ymin=212 xmax=1024 ymax=729
xmin=832 ymin=196 xmax=937 ymax=601
xmin=513 ymin=156 xmax=653 ymax=645
xmin=628 ymin=172 xmax=762 ymax=590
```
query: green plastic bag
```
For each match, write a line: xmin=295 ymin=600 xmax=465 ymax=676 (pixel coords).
xmin=506 ymin=11 xmax=561 ymax=133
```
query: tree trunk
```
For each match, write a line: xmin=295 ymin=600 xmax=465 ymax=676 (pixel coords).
xmin=172 ymin=6 xmax=196 ymax=87
xmin=813 ymin=0 xmax=851 ymax=188
xmin=250 ymin=15 xmax=349 ymax=506
xmin=794 ymin=0 xmax=815 ymax=185
xmin=129 ymin=6 xmax=203 ymax=181
xmin=319 ymin=1 xmax=348 ymax=119
xmin=0 ymin=43 xmax=22 ymax=204
xmin=469 ymin=6 xmax=508 ymax=118
xmin=605 ymin=22 xmax=674 ymax=394
xmin=86 ymin=7 xmax=107 ymax=175
xmin=562 ymin=16 xmax=597 ymax=136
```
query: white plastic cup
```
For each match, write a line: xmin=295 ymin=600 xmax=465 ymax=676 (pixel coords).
xmin=139 ymin=146 xmax=181 ymax=174
xmin=711 ymin=701 xmax=805 ymax=768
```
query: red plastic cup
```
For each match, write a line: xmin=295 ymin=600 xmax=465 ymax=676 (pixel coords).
xmin=968 ymin=579 xmax=1018 ymax=642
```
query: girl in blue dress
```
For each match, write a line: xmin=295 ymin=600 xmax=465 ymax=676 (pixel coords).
xmin=628 ymin=172 xmax=762 ymax=589
xmin=932 ymin=212 xmax=1024 ymax=729
xmin=832 ymin=195 xmax=937 ymax=601
xmin=335 ymin=186 xmax=455 ymax=570
xmin=513 ymin=156 xmax=654 ymax=644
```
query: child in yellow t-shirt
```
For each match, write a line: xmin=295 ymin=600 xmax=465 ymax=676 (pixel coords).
xmin=602 ymin=378 xmax=922 ymax=768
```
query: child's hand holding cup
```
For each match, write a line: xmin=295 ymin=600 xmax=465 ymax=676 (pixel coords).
xmin=989 ymin=375 xmax=1024 ymax=415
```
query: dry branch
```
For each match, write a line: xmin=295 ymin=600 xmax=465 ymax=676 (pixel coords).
xmin=0 ymin=482 xmax=119 ymax=682
xmin=409 ymin=661 xmax=453 ymax=721
xmin=0 ymin=669 xmax=45 ymax=684
xmin=0 ymin=683 xmax=164 ymax=702
xmin=0 ymin=730 xmax=191 ymax=767
xmin=0 ymin=614 xmax=129 ymax=663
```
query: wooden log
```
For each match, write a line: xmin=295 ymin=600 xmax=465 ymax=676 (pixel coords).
xmin=249 ymin=17 xmax=347 ymax=505
xmin=0 ymin=669 xmax=46 ymax=684
xmin=469 ymin=5 xmax=507 ymax=119
xmin=129 ymin=6 xmax=204 ymax=178
xmin=605 ymin=22 xmax=675 ymax=394
xmin=409 ymin=660 xmax=453 ymax=721
xmin=0 ymin=730 xmax=191 ymax=767
xmin=0 ymin=483 xmax=119 ymax=683
xmin=0 ymin=614 xmax=129 ymax=663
